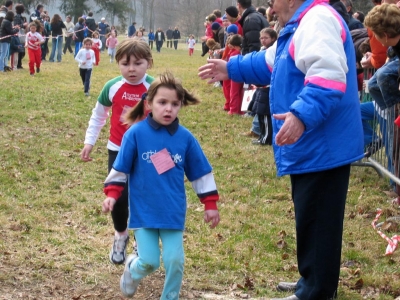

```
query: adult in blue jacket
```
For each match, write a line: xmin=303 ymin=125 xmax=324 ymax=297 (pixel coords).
xmin=199 ymin=0 xmax=364 ymax=298
xmin=128 ymin=21 xmax=136 ymax=37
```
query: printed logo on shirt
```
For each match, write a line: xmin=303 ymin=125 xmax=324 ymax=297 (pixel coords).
xmin=122 ymin=92 xmax=141 ymax=101
xmin=141 ymin=150 xmax=182 ymax=164
xmin=279 ymin=51 xmax=288 ymax=60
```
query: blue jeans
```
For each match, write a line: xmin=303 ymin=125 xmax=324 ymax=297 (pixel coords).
xmin=368 ymin=58 xmax=400 ymax=110
xmin=79 ymin=68 xmax=92 ymax=93
xmin=74 ymin=41 xmax=82 ymax=57
xmin=49 ymin=36 xmax=63 ymax=62
xmin=0 ymin=42 xmax=10 ymax=71
xmin=132 ymin=228 xmax=184 ymax=300
xmin=251 ymin=115 xmax=261 ymax=136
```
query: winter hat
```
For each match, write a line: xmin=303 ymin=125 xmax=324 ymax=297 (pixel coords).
xmin=226 ymin=24 xmax=238 ymax=35
xmin=222 ymin=14 xmax=227 ymax=20
xmin=225 ymin=6 xmax=239 ymax=18
xmin=211 ymin=22 xmax=221 ymax=31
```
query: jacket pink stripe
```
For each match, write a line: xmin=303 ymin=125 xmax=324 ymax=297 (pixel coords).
xmin=305 ymin=76 xmax=346 ymax=93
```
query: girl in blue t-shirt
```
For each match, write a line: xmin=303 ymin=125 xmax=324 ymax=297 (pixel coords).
xmin=102 ymin=72 xmax=220 ymax=299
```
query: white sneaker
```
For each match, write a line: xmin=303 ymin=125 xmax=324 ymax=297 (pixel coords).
xmin=120 ymin=254 xmax=140 ymax=298
xmin=109 ymin=234 xmax=129 ymax=264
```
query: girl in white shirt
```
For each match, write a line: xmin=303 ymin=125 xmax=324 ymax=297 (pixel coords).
xmin=75 ymin=38 xmax=96 ymax=96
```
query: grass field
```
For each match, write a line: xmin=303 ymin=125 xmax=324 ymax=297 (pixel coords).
xmin=0 ymin=40 xmax=400 ymax=300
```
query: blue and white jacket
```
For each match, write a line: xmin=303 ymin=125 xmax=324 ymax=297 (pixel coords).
xmin=228 ymin=0 xmax=363 ymax=176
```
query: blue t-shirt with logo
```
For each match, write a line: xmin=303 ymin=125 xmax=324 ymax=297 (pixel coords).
xmin=113 ymin=115 xmax=212 ymax=230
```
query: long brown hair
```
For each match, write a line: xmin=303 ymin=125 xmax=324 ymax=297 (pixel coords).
xmin=124 ymin=71 xmax=200 ymax=125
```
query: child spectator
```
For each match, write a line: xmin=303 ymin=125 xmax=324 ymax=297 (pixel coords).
xmin=206 ymin=38 xmax=221 ymax=59
xmin=75 ymin=38 xmax=96 ymax=96
xmin=9 ymin=35 xmax=24 ymax=70
xmin=91 ymin=31 xmax=102 ymax=66
xmin=201 ymin=14 xmax=216 ymax=57
xmin=106 ymin=31 xmax=118 ymax=63
xmin=135 ymin=30 xmax=146 ymax=41
xmin=187 ymin=34 xmax=196 ymax=56
xmin=259 ymin=27 xmax=277 ymax=50
xmin=25 ymin=21 xmax=44 ymax=76
xmin=223 ymin=34 xmax=243 ymax=115
xmin=249 ymin=27 xmax=277 ymax=145
xmin=80 ymin=39 xmax=154 ymax=265
xmin=102 ymin=71 xmax=220 ymax=299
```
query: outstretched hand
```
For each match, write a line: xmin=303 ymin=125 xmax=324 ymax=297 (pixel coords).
xmin=198 ymin=59 xmax=229 ymax=84
xmin=204 ymin=210 xmax=220 ymax=229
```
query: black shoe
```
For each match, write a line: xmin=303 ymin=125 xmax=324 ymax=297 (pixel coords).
xmin=277 ymin=282 xmax=297 ymax=292
xmin=4 ymin=66 xmax=12 ymax=72
xmin=17 ymin=66 xmax=23 ymax=69
xmin=36 ymin=67 xmax=40 ymax=73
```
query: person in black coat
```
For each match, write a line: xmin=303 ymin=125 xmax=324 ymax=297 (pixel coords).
xmin=85 ymin=12 xmax=97 ymax=38
xmin=165 ymin=27 xmax=173 ymax=48
xmin=155 ymin=28 xmax=165 ymax=52
xmin=172 ymin=27 xmax=181 ymax=50
xmin=237 ymin=0 xmax=269 ymax=55
xmin=0 ymin=11 xmax=20 ymax=72
xmin=74 ymin=17 xmax=85 ymax=57
xmin=49 ymin=14 xmax=66 ymax=62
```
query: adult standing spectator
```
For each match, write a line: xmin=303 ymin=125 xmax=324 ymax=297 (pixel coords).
xmin=236 ymin=0 xmax=269 ymax=55
xmin=0 ymin=11 xmax=19 ymax=72
xmin=165 ymin=27 xmax=173 ymax=48
xmin=364 ymin=3 xmax=400 ymax=205
xmin=198 ymin=0 xmax=364 ymax=298
xmin=211 ymin=22 xmax=225 ymax=48
xmin=63 ymin=15 xmax=74 ymax=55
xmin=13 ymin=3 xmax=27 ymax=29
xmin=155 ymin=27 xmax=165 ymax=52
xmin=256 ymin=6 xmax=268 ymax=18
xmin=13 ymin=3 xmax=27 ymax=69
xmin=353 ymin=10 xmax=365 ymax=23
xmin=360 ymin=0 xmax=387 ymax=69
xmin=172 ymin=26 xmax=181 ymax=50
xmin=225 ymin=6 xmax=243 ymax=36
xmin=41 ymin=13 xmax=51 ymax=61
xmin=98 ymin=17 xmax=109 ymax=51
xmin=49 ymin=14 xmax=66 ymax=62
xmin=30 ymin=4 xmax=43 ymax=23
xmin=74 ymin=17 xmax=85 ymax=57
xmin=128 ymin=21 xmax=136 ymax=37
xmin=341 ymin=0 xmax=364 ymax=30
xmin=85 ymin=11 xmax=97 ymax=38
xmin=0 ymin=1 xmax=13 ymax=18
xmin=148 ymin=29 xmax=154 ymax=49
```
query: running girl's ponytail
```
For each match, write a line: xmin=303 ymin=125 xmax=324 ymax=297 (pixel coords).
xmin=123 ymin=93 xmax=148 ymax=125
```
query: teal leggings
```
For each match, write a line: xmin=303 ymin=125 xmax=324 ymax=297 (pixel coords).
xmin=131 ymin=228 xmax=184 ymax=300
